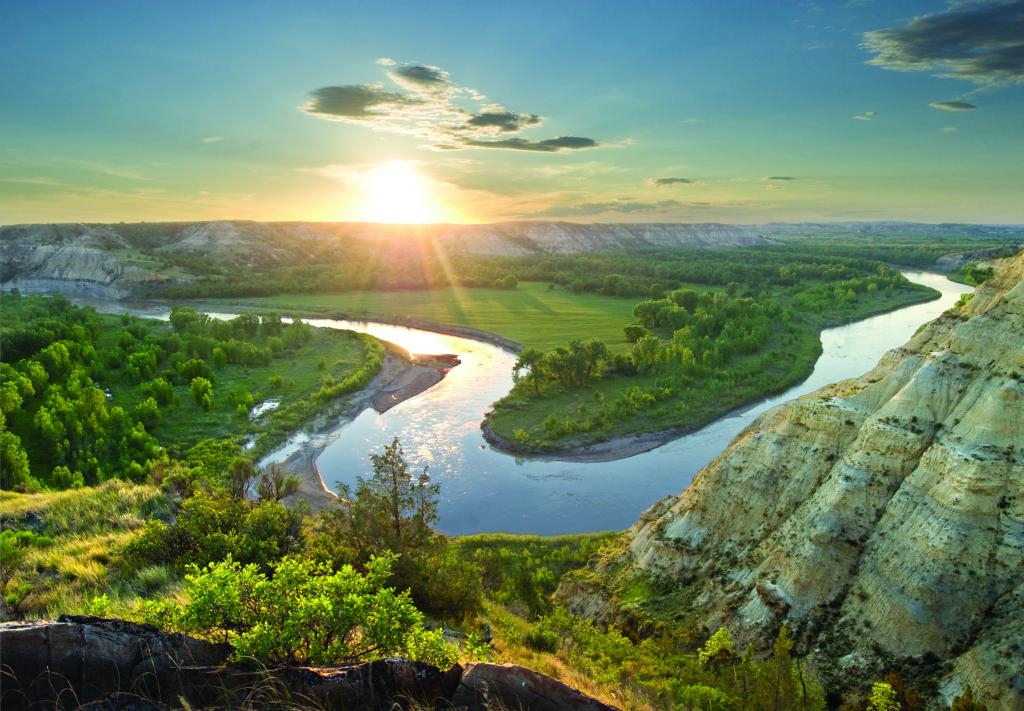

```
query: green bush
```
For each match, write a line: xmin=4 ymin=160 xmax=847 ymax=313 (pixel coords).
xmin=138 ymin=553 xmax=456 ymax=668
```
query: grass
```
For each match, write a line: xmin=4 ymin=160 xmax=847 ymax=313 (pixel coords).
xmin=195 ymin=282 xmax=663 ymax=353
xmin=1 ymin=481 xmax=180 ymax=619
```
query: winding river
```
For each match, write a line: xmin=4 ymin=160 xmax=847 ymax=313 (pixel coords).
xmin=257 ymin=271 xmax=970 ymax=535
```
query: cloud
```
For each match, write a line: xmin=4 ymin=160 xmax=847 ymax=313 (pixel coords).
xmin=764 ymin=176 xmax=797 ymax=181
xmin=461 ymin=136 xmax=598 ymax=152
xmin=651 ymin=177 xmax=697 ymax=186
xmin=942 ymin=126 xmax=959 ymax=133
xmin=201 ymin=136 xmax=224 ymax=143
xmin=303 ymin=59 xmax=599 ymax=152
xmin=304 ymin=84 xmax=425 ymax=120
xmin=862 ymin=0 xmax=1024 ymax=84
xmin=929 ymin=100 xmax=977 ymax=111
xmin=851 ymin=111 xmax=877 ymax=121
xmin=466 ymin=110 xmax=542 ymax=132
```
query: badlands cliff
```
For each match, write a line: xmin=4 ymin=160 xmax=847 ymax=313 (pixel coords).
xmin=560 ymin=251 xmax=1024 ymax=708
xmin=0 ymin=220 xmax=771 ymax=297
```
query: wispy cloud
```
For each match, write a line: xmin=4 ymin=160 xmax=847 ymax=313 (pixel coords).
xmin=650 ymin=177 xmax=698 ymax=186
xmin=201 ymin=136 xmax=224 ymax=143
xmin=303 ymin=59 xmax=600 ymax=152
xmin=851 ymin=111 xmax=877 ymax=121
xmin=929 ymin=100 xmax=976 ymax=111
xmin=862 ymin=0 xmax=1024 ymax=84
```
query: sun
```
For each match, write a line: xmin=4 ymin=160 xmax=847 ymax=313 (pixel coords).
xmin=357 ymin=161 xmax=447 ymax=224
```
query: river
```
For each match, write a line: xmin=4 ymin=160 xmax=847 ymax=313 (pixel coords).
xmin=255 ymin=271 xmax=970 ymax=535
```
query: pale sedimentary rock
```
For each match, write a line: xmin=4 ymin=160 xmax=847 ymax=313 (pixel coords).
xmin=561 ymin=251 xmax=1024 ymax=708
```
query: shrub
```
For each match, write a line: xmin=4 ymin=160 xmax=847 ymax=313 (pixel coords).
xmin=138 ymin=553 xmax=456 ymax=668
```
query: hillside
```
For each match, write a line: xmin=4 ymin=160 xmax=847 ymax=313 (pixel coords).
xmin=558 ymin=250 xmax=1024 ymax=708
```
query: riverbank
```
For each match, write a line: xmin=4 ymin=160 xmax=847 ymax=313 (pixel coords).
xmin=480 ymin=284 xmax=944 ymax=463
xmin=279 ymin=346 xmax=461 ymax=510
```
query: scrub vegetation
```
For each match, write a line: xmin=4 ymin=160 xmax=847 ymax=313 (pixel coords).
xmin=1 ymin=440 xmax=925 ymax=709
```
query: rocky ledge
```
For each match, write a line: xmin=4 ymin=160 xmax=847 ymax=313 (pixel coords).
xmin=558 ymin=250 xmax=1024 ymax=708
xmin=0 ymin=616 xmax=618 ymax=710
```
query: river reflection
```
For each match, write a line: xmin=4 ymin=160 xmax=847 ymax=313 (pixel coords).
xmin=262 ymin=272 xmax=970 ymax=534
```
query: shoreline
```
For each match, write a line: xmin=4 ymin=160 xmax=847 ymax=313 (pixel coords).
xmin=278 ymin=347 xmax=460 ymax=511
xmin=478 ymin=285 xmax=943 ymax=463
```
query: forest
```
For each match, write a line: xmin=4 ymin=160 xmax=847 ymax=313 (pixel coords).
xmin=0 ymin=293 xmax=382 ymax=490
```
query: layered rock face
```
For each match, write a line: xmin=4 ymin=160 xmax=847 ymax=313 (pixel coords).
xmin=0 ymin=224 xmax=181 ymax=298
xmin=563 ymin=251 xmax=1024 ymax=707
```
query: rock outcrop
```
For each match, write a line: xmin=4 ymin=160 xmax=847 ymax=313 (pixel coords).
xmin=0 ymin=224 xmax=185 ymax=299
xmin=560 ymin=251 xmax=1024 ymax=708
xmin=0 ymin=616 xmax=618 ymax=710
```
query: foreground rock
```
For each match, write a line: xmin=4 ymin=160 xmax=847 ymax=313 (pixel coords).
xmin=559 ymin=250 xmax=1024 ymax=708
xmin=0 ymin=616 xmax=618 ymax=710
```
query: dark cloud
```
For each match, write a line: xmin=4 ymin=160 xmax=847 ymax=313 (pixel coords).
xmin=462 ymin=136 xmax=598 ymax=152
xmin=765 ymin=176 xmax=797 ymax=181
xmin=862 ymin=0 xmax=1024 ymax=84
xmin=466 ymin=111 xmax=542 ymax=132
xmin=387 ymin=63 xmax=457 ymax=97
xmin=303 ymin=60 xmax=599 ymax=152
xmin=652 ymin=177 xmax=696 ymax=186
xmin=929 ymin=100 xmax=977 ymax=111
xmin=304 ymin=85 xmax=423 ymax=119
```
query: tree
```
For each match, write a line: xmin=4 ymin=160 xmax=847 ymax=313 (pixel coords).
xmin=0 ymin=429 xmax=34 ymax=490
xmin=190 ymin=377 xmax=213 ymax=410
xmin=771 ymin=624 xmax=796 ymax=711
xmin=699 ymin=627 xmax=736 ymax=669
xmin=631 ymin=334 xmax=662 ymax=374
xmin=326 ymin=438 xmax=482 ymax=620
xmin=513 ymin=348 xmax=544 ymax=393
xmin=671 ymin=288 xmax=700 ymax=312
xmin=255 ymin=463 xmax=299 ymax=502
xmin=866 ymin=682 xmax=901 ymax=711
xmin=583 ymin=338 xmax=609 ymax=380
xmin=134 ymin=397 xmax=160 ymax=430
xmin=227 ymin=456 xmax=256 ymax=500
xmin=169 ymin=306 xmax=204 ymax=334
xmin=345 ymin=438 xmax=436 ymax=550
xmin=147 ymin=377 xmax=174 ymax=406
xmin=624 ymin=323 xmax=648 ymax=343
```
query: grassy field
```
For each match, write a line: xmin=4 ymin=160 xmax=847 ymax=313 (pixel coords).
xmin=198 ymin=282 xmax=672 ymax=353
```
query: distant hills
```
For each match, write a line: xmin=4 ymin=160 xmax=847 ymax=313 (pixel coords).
xmin=1 ymin=220 xmax=1022 ymax=299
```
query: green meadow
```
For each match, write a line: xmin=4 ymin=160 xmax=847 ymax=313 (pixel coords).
xmin=198 ymin=282 xmax=658 ymax=353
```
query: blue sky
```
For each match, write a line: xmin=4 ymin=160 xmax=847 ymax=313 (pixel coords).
xmin=2 ymin=0 xmax=1022 ymax=223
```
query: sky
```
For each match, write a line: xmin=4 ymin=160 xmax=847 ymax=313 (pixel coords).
xmin=1 ymin=0 xmax=1023 ymax=225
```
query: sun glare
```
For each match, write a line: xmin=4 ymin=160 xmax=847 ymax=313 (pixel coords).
xmin=358 ymin=161 xmax=447 ymax=224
